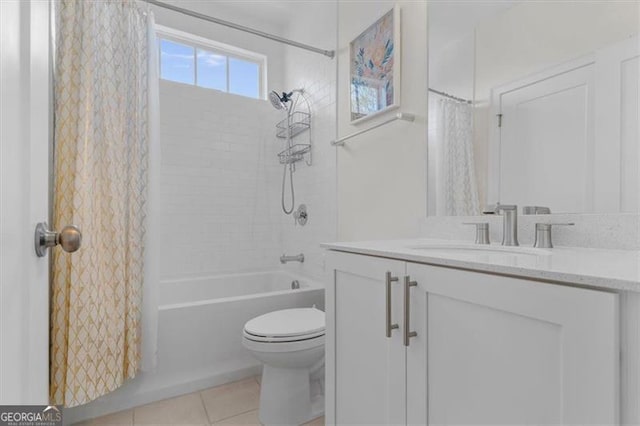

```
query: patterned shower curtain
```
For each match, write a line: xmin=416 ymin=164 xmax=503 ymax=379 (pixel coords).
xmin=50 ymin=0 xmax=151 ymax=407
xmin=432 ymin=97 xmax=480 ymax=216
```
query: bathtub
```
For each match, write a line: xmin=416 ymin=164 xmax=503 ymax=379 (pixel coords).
xmin=64 ymin=270 xmax=324 ymax=424
xmin=154 ymin=270 xmax=325 ymax=393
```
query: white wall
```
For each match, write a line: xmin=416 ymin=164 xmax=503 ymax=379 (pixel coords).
xmin=427 ymin=1 xmax=640 ymax=214
xmin=429 ymin=33 xmax=474 ymax=101
xmin=422 ymin=1 xmax=640 ymax=249
xmin=473 ymin=0 xmax=640 ymax=211
xmin=280 ymin=2 xmax=337 ymax=280
xmin=159 ymin=82 xmax=283 ymax=279
xmin=153 ymin=1 xmax=337 ymax=282
xmin=150 ymin=1 xmax=290 ymax=280
xmin=337 ymin=1 xmax=428 ymax=241
xmin=474 ymin=1 xmax=640 ymax=99
xmin=158 ymin=2 xmax=338 ymax=282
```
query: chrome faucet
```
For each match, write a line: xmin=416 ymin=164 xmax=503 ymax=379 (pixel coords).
xmin=280 ymin=253 xmax=304 ymax=264
xmin=483 ymin=203 xmax=519 ymax=246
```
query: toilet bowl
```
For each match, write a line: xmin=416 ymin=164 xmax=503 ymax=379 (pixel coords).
xmin=243 ymin=307 xmax=325 ymax=426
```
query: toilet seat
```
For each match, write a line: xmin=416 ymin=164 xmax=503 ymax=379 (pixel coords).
xmin=243 ymin=307 xmax=325 ymax=340
xmin=243 ymin=333 xmax=325 ymax=353
xmin=242 ymin=307 xmax=325 ymax=352
xmin=243 ymin=328 xmax=325 ymax=343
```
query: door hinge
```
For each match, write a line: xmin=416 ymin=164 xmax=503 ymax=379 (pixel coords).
xmin=497 ymin=113 xmax=503 ymax=128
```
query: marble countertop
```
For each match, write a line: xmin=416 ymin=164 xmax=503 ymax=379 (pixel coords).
xmin=322 ymin=239 xmax=640 ymax=292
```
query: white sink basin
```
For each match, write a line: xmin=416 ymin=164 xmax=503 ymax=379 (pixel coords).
xmin=406 ymin=243 xmax=551 ymax=259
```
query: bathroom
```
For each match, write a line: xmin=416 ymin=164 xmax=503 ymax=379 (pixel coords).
xmin=1 ymin=0 xmax=639 ymax=425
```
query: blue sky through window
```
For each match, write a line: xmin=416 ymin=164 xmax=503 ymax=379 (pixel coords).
xmin=197 ymin=49 xmax=227 ymax=91
xmin=159 ymin=34 xmax=262 ymax=100
xmin=229 ymin=58 xmax=260 ymax=99
xmin=160 ymin=39 xmax=195 ymax=85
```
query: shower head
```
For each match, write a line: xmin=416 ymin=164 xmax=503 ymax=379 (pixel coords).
xmin=268 ymin=89 xmax=304 ymax=110
xmin=269 ymin=91 xmax=287 ymax=110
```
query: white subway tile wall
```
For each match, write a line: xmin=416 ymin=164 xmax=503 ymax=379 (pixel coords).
xmin=159 ymin=35 xmax=337 ymax=282
xmin=279 ymin=9 xmax=338 ymax=281
xmin=159 ymin=81 xmax=285 ymax=279
xmin=278 ymin=68 xmax=337 ymax=279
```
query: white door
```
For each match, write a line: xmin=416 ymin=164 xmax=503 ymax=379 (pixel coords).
xmin=495 ymin=62 xmax=595 ymax=213
xmin=326 ymin=251 xmax=406 ymax=425
xmin=593 ymin=35 xmax=640 ymax=213
xmin=406 ymin=263 xmax=619 ymax=425
xmin=0 ymin=0 xmax=51 ymax=404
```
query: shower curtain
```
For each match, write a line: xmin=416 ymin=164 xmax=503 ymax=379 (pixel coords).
xmin=50 ymin=0 xmax=159 ymax=407
xmin=430 ymin=96 xmax=480 ymax=216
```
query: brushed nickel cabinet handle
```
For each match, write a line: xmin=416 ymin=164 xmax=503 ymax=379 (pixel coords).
xmin=404 ymin=275 xmax=418 ymax=347
xmin=385 ymin=271 xmax=399 ymax=337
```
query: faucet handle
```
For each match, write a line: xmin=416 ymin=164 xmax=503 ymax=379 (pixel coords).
xmin=523 ymin=205 xmax=551 ymax=215
xmin=483 ymin=202 xmax=517 ymax=214
xmin=534 ymin=223 xmax=574 ymax=248
xmin=495 ymin=204 xmax=517 ymax=212
xmin=463 ymin=222 xmax=490 ymax=245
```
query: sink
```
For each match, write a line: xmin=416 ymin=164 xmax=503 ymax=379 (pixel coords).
xmin=406 ymin=243 xmax=551 ymax=259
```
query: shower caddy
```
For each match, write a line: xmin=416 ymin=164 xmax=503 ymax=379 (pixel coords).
xmin=276 ymin=99 xmax=311 ymax=166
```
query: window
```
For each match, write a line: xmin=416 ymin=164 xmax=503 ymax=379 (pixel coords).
xmin=157 ymin=26 xmax=265 ymax=100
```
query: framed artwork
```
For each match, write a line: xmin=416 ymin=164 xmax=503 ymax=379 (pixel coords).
xmin=350 ymin=6 xmax=401 ymax=124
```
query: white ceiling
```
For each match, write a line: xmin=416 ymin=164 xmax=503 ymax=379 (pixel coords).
xmin=428 ymin=0 xmax=523 ymax=51
xmin=153 ymin=0 xmax=326 ymax=26
xmin=153 ymin=0 xmax=522 ymax=51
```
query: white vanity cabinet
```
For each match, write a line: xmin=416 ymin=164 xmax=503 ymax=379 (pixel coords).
xmin=325 ymin=250 xmax=620 ymax=425
xmin=325 ymin=252 xmax=407 ymax=425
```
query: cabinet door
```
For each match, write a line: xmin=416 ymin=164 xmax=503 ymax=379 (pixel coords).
xmin=326 ymin=251 xmax=406 ymax=425
xmin=405 ymin=263 xmax=619 ymax=425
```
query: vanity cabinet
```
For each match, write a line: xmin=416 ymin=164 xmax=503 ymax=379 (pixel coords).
xmin=326 ymin=251 xmax=620 ymax=425
xmin=326 ymin=253 xmax=406 ymax=425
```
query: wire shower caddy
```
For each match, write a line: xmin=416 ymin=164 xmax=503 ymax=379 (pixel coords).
xmin=277 ymin=94 xmax=311 ymax=166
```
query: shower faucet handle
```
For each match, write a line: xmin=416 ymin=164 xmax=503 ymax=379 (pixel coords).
xmin=293 ymin=204 xmax=308 ymax=226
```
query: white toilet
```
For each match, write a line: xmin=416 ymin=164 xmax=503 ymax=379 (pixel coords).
xmin=243 ymin=307 xmax=325 ymax=426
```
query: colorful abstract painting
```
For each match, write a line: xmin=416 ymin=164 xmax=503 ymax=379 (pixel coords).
xmin=350 ymin=7 xmax=399 ymax=122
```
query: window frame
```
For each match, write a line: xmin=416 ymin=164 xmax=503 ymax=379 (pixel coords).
xmin=156 ymin=24 xmax=267 ymax=100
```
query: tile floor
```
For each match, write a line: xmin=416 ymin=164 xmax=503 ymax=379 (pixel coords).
xmin=73 ymin=377 xmax=324 ymax=426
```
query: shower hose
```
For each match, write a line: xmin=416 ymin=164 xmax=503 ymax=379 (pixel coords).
xmin=281 ymin=162 xmax=295 ymax=215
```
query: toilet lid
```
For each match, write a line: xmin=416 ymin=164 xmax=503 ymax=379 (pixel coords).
xmin=244 ymin=307 xmax=325 ymax=339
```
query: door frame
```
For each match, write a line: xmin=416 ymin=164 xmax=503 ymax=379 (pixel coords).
xmin=487 ymin=54 xmax=595 ymax=206
xmin=0 ymin=0 xmax=51 ymax=404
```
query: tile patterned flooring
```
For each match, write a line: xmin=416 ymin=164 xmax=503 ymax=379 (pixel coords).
xmin=74 ymin=377 xmax=324 ymax=426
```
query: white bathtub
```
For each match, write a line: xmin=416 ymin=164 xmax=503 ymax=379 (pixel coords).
xmin=155 ymin=270 xmax=325 ymax=392
xmin=65 ymin=270 xmax=324 ymax=424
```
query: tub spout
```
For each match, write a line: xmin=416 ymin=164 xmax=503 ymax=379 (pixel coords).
xmin=280 ymin=253 xmax=304 ymax=264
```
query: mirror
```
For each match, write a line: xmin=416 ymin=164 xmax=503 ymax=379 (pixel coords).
xmin=427 ymin=1 xmax=640 ymax=216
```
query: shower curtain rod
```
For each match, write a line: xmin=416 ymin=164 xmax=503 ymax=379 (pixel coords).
xmin=429 ymin=88 xmax=472 ymax=104
xmin=141 ymin=0 xmax=336 ymax=58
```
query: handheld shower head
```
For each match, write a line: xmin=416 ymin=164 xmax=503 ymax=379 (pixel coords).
xmin=268 ymin=89 xmax=304 ymax=110
xmin=269 ymin=90 xmax=286 ymax=110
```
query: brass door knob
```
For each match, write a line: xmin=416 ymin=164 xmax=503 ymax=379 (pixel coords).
xmin=35 ymin=222 xmax=82 ymax=257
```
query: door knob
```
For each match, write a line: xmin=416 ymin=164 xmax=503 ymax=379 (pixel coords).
xmin=34 ymin=222 xmax=82 ymax=257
